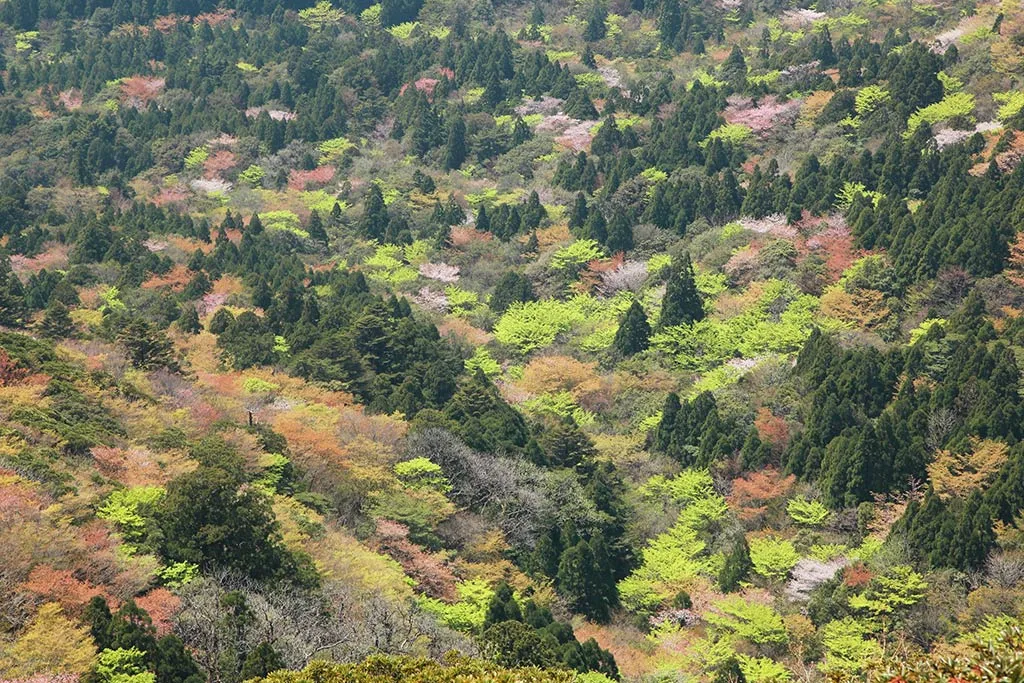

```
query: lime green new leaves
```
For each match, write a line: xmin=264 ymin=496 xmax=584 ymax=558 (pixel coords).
xmin=618 ymin=470 xmax=727 ymax=611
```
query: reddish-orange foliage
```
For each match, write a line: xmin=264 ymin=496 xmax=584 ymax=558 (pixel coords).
xmin=578 ymin=253 xmax=625 ymax=291
xmin=1007 ymin=232 xmax=1024 ymax=287
xmin=843 ymin=563 xmax=873 ymax=588
xmin=203 ymin=150 xmax=237 ymax=177
xmin=436 ymin=317 xmax=492 ymax=346
xmin=800 ymin=220 xmax=857 ymax=281
xmin=727 ymin=467 xmax=796 ymax=523
xmin=372 ymin=520 xmax=456 ymax=600
xmin=287 ymin=166 xmax=335 ymax=191
xmin=120 ymin=76 xmax=165 ymax=108
xmin=193 ymin=9 xmax=234 ymax=25
xmin=9 ymin=243 xmax=71 ymax=276
xmin=754 ymin=408 xmax=790 ymax=451
xmin=135 ymin=588 xmax=181 ymax=636
xmin=152 ymin=15 xmax=183 ymax=31
xmin=141 ymin=263 xmax=190 ymax=292
xmin=58 ymin=89 xmax=83 ymax=110
xmin=152 ymin=187 xmax=189 ymax=208
xmin=21 ymin=565 xmax=104 ymax=614
xmin=399 ymin=78 xmax=440 ymax=98
xmin=0 ymin=349 xmax=28 ymax=386
xmin=449 ymin=226 xmax=493 ymax=247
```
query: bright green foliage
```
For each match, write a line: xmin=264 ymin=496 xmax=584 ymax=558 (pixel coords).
xmin=238 ymin=165 xmax=265 ymax=186
xmin=493 ymin=299 xmax=584 ymax=352
xmin=908 ymin=318 xmax=945 ymax=345
xmin=363 ymin=244 xmax=419 ymax=286
xmin=183 ymin=146 xmax=209 ymax=170
xmin=97 ymin=486 xmax=165 ymax=542
xmin=701 ymin=123 xmax=752 ymax=147
xmin=359 ymin=3 xmax=382 ymax=24
xmin=937 ymin=70 xmax=963 ymax=92
xmin=748 ymin=536 xmax=799 ymax=582
xmin=820 ymin=617 xmax=882 ymax=675
xmin=617 ymin=522 xmax=711 ymax=612
xmin=905 ymin=92 xmax=975 ymax=136
xmin=652 ymin=280 xmax=835 ymax=371
xmin=157 ymin=562 xmax=199 ymax=587
xmin=521 ymin=391 xmax=595 ymax=426
xmin=737 ymin=655 xmax=791 ymax=682
xmin=319 ymin=137 xmax=356 ymax=163
xmin=836 ymin=182 xmax=884 ymax=211
xmin=94 ymin=648 xmax=155 ymax=683
xmin=255 ymin=655 xmax=576 ymax=682
xmin=260 ymin=211 xmax=309 ymax=238
xmin=704 ymin=596 xmax=789 ymax=647
xmin=550 ymin=240 xmax=605 ymax=270
xmin=418 ymin=579 xmax=495 ymax=631
xmin=254 ymin=453 xmax=291 ymax=493
xmin=394 ymin=457 xmax=451 ymax=493
xmin=619 ymin=470 xmax=726 ymax=611
xmin=854 ymin=85 xmax=890 ymax=115
xmin=994 ymin=91 xmax=1024 ymax=121
xmin=809 ymin=544 xmax=847 ymax=561
xmin=237 ymin=163 xmax=264 ymax=185
xmin=492 ymin=294 xmax=628 ymax=353
xmin=848 ymin=565 xmax=927 ymax=617
xmin=298 ymin=1 xmax=343 ymax=29
xmin=243 ymin=377 xmax=280 ymax=394
xmin=464 ymin=347 xmax=501 ymax=377
xmin=786 ymin=497 xmax=831 ymax=526
xmin=445 ymin=286 xmax=480 ymax=315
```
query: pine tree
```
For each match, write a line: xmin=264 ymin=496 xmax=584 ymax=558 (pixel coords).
xmin=307 ymin=210 xmax=328 ymax=243
xmin=240 ymin=642 xmax=285 ymax=680
xmin=40 ymin=300 xmax=74 ymax=338
xmin=659 ymin=253 xmax=704 ymax=327
xmin=583 ymin=1 xmax=608 ymax=41
xmin=564 ymin=89 xmax=599 ymax=119
xmin=658 ymin=0 xmax=682 ymax=47
xmin=443 ymin=116 xmax=467 ymax=170
xmin=613 ymin=300 xmax=650 ymax=356
xmin=360 ymin=184 xmax=389 ymax=239
xmin=484 ymin=581 xmax=523 ymax=628
xmin=178 ymin=305 xmax=201 ymax=335
xmin=569 ymin=192 xmax=589 ymax=233
xmin=719 ymin=536 xmax=753 ymax=592
xmin=582 ymin=209 xmax=607 ymax=243
xmin=605 ymin=209 xmax=634 ymax=253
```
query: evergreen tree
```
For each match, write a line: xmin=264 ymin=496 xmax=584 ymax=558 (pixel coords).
xmin=443 ymin=116 xmax=467 ymax=170
xmin=605 ymin=209 xmax=634 ymax=253
xmin=658 ymin=0 xmax=682 ymax=47
xmin=718 ymin=536 xmax=753 ymax=592
xmin=177 ymin=305 xmax=201 ymax=335
xmin=484 ymin=581 xmax=523 ymax=628
xmin=613 ymin=300 xmax=650 ymax=356
xmin=659 ymin=253 xmax=704 ymax=327
xmin=583 ymin=1 xmax=608 ymax=41
xmin=40 ymin=300 xmax=74 ymax=338
xmin=240 ymin=642 xmax=286 ymax=680
xmin=490 ymin=271 xmax=535 ymax=312
xmin=568 ymin=192 xmax=589 ymax=233
xmin=307 ymin=210 xmax=328 ymax=243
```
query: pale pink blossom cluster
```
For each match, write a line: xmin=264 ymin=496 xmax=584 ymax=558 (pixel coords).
xmin=412 ymin=287 xmax=449 ymax=313
xmin=724 ymin=95 xmax=802 ymax=137
xmin=740 ymin=213 xmax=797 ymax=238
xmin=418 ymin=262 xmax=460 ymax=283
xmin=244 ymin=107 xmax=297 ymax=121
xmin=599 ymin=260 xmax=648 ymax=294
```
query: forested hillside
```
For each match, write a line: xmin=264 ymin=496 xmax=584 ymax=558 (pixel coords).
xmin=1 ymin=0 xmax=1024 ymax=678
